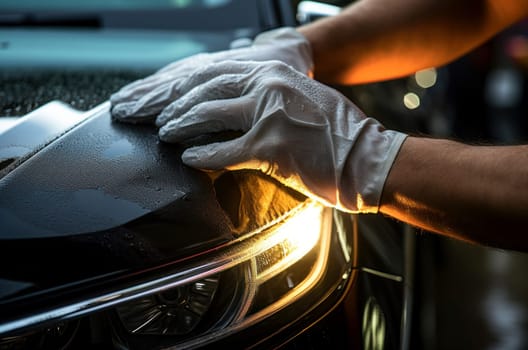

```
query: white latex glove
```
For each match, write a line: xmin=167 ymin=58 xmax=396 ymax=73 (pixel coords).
xmin=110 ymin=27 xmax=312 ymax=123
xmin=156 ymin=60 xmax=407 ymax=213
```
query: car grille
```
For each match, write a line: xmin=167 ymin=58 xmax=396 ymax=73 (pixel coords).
xmin=0 ymin=69 xmax=150 ymax=116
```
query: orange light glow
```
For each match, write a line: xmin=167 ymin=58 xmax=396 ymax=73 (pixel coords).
xmin=255 ymin=201 xmax=324 ymax=283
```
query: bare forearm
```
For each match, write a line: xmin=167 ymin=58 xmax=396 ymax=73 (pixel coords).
xmin=298 ymin=0 xmax=528 ymax=84
xmin=380 ymin=137 xmax=528 ymax=251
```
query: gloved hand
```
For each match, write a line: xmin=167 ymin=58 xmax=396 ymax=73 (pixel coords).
xmin=156 ymin=60 xmax=407 ymax=213
xmin=110 ymin=27 xmax=313 ymax=123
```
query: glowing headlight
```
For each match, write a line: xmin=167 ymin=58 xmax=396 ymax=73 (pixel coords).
xmin=252 ymin=202 xmax=322 ymax=283
xmin=113 ymin=201 xmax=334 ymax=348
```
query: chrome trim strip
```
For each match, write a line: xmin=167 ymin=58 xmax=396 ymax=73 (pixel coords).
xmin=361 ymin=267 xmax=403 ymax=282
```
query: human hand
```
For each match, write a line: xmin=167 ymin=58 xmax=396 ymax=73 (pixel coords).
xmin=156 ymin=60 xmax=407 ymax=213
xmin=110 ymin=27 xmax=312 ymax=123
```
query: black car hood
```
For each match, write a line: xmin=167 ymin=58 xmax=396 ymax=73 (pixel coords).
xmin=0 ymin=103 xmax=305 ymax=302
xmin=0 ymin=103 xmax=233 ymax=239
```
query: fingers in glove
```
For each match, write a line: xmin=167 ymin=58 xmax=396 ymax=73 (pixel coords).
xmin=181 ymin=136 xmax=260 ymax=171
xmin=159 ymin=96 xmax=254 ymax=142
xmin=111 ymin=79 xmax=183 ymax=122
xmin=111 ymin=74 xmax=176 ymax=105
xmin=173 ymin=59 xmax=258 ymax=97
xmin=110 ymin=55 xmax=219 ymax=120
xmin=155 ymin=72 xmax=252 ymax=127
xmin=113 ymin=60 xmax=258 ymax=122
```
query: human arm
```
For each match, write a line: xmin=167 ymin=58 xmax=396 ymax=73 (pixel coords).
xmin=151 ymin=60 xmax=528 ymax=252
xmin=298 ymin=0 xmax=528 ymax=84
xmin=380 ymin=137 xmax=528 ymax=251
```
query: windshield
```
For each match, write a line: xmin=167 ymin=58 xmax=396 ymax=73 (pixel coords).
xmin=0 ymin=0 xmax=231 ymax=11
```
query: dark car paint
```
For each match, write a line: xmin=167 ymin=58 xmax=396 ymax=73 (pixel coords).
xmin=0 ymin=105 xmax=233 ymax=240
xmin=0 ymin=100 xmax=307 ymax=300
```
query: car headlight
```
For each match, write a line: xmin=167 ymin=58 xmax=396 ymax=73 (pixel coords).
xmin=111 ymin=200 xmax=336 ymax=349
xmin=115 ymin=275 xmax=220 ymax=336
xmin=0 ymin=200 xmax=355 ymax=350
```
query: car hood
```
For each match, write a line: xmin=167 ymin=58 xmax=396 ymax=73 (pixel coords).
xmin=0 ymin=102 xmax=305 ymax=302
xmin=0 ymin=102 xmax=231 ymax=239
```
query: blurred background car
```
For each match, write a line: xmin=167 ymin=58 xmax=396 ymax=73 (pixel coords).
xmin=0 ymin=1 xmax=416 ymax=349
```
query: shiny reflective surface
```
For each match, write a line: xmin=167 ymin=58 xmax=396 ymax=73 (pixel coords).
xmin=0 ymin=103 xmax=230 ymax=239
xmin=0 ymin=102 xmax=306 ymax=312
xmin=0 ymin=101 xmax=88 ymax=165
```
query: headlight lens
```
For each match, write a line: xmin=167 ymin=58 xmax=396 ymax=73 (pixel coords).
xmin=111 ymin=200 xmax=343 ymax=349
xmin=116 ymin=275 xmax=220 ymax=336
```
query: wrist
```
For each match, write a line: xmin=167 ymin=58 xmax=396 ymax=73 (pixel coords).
xmin=253 ymin=27 xmax=314 ymax=76
xmin=339 ymin=125 xmax=407 ymax=213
